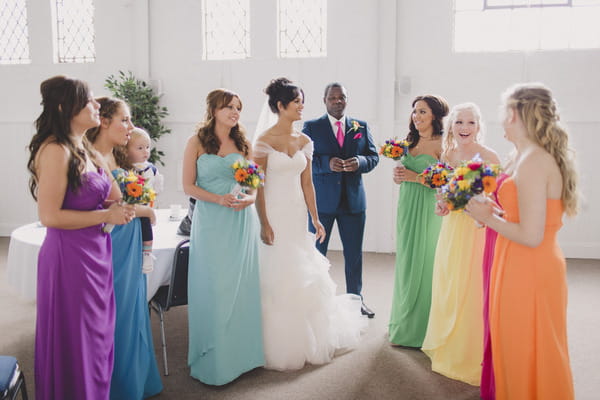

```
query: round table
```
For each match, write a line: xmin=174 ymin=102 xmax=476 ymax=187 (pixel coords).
xmin=6 ymin=209 xmax=187 ymax=302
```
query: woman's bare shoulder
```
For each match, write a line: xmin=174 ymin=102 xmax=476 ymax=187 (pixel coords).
xmin=476 ymin=144 xmax=500 ymax=164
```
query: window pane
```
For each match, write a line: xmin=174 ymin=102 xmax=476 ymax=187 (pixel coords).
xmin=455 ymin=0 xmax=600 ymax=51
xmin=571 ymin=5 xmax=600 ymax=47
xmin=278 ymin=0 xmax=327 ymax=58
xmin=52 ymin=0 xmax=96 ymax=63
xmin=539 ymin=7 xmax=570 ymax=49
xmin=202 ymin=0 xmax=250 ymax=60
xmin=509 ymin=8 xmax=541 ymax=50
xmin=455 ymin=0 xmax=484 ymax=11
xmin=0 ymin=0 xmax=30 ymax=64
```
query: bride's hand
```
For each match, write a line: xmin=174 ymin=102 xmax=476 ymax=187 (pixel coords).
xmin=231 ymin=192 xmax=255 ymax=211
xmin=261 ymin=224 xmax=274 ymax=246
xmin=313 ymin=220 xmax=326 ymax=244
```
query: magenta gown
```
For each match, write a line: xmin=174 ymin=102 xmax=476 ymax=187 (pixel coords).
xmin=35 ymin=170 xmax=115 ymax=400
xmin=480 ymin=173 xmax=507 ymax=400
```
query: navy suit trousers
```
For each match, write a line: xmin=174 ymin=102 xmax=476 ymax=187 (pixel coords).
xmin=309 ymin=210 xmax=366 ymax=296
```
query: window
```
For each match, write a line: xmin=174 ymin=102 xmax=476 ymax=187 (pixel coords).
xmin=454 ymin=0 xmax=600 ymax=51
xmin=278 ymin=0 xmax=327 ymax=58
xmin=0 ymin=0 xmax=30 ymax=65
xmin=484 ymin=0 xmax=571 ymax=8
xmin=51 ymin=0 xmax=96 ymax=63
xmin=201 ymin=0 xmax=250 ymax=60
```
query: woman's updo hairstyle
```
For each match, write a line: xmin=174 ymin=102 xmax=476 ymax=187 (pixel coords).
xmin=265 ymin=77 xmax=304 ymax=114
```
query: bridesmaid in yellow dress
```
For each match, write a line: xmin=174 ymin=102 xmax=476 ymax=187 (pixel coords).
xmin=466 ymin=83 xmax=578 ymax=400
xmin=422 ymin=103 xmax=499 ymax=385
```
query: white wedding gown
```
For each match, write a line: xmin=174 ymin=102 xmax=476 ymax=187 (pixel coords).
xmin=254 ymin=140 xmax=367 ymax=371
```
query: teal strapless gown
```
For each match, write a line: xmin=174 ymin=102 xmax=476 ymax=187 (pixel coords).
xmin=188 ymin=153 xmax=264 ymax=385
xmin=110 ymin=218 xmax=162 ymax=399
xmin=388 ymin=153 xmax=442 ymax=347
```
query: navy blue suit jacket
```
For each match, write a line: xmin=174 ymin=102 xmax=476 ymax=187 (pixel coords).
xmin=302 ymin=114 xmax=379 ymax=214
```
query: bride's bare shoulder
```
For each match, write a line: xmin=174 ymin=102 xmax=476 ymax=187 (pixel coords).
xmin=296 ymin=132 xmax=312 ymax=146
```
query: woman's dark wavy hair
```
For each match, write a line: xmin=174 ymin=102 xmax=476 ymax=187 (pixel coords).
xmin=406 ymin=94 xmax=449 ymax=149
xmin=85 ymin=96 xmax=132 ymax=169
xmin=27 ymin=76 xmax=98 ymax=200
xmin=265 ymin=77 xmax=304 ymax=114
xmin=196 ymin=89 xmax=249 ymax=156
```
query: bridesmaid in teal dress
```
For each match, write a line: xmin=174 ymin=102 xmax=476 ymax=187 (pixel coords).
xmin=182 ymin=89 xmax=264 ymax=385
xmin=87 ymin=97 xmax=163 ymax=399
xmin=389 ymin=95 xmax=449 ymax=347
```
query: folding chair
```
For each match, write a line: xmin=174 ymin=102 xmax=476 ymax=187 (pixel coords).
xmin=0 ymin=356 xmax=28 ymax=400
xmin=150 ymin=239 xmax=190 ymax=376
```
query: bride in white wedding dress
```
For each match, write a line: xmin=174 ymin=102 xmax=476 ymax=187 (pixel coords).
xmin=253 ymin=78 xmax=367 ymax=371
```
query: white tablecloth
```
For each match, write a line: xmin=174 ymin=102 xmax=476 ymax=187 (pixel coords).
xmin=6 ymin=209 xmax=187 ymax=302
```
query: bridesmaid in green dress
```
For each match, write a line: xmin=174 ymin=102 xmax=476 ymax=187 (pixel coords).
xmin=389 ymin=95 xmax=449 ymax=347
xmin=182 ymin=89 xmax=264 ymax=385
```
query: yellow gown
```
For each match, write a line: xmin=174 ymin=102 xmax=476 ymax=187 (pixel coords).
xmin=422 ymin=210 xmax=485 ymax=385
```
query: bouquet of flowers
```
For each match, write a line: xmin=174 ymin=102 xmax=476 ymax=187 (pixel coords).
xmin=104 ymin=168 xmax=157 ymax=233
xmin=379 ymin=138 xmax=411 ymax=166
xmin=230 ymin=158 xmax=265 ymax=196
xmin=418 ymin=162 xmax=454 ymax=188
xmin=440 ymin=155 xmax=502 ymax=211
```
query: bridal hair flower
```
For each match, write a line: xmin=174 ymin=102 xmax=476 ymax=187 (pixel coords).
xmin=349 ymin=120 xmax=363 ymax=133
xmin=230 ymin=158 xmax=265 ymax=196
xmin=439 ymin=155 xmax=501 ymax=211
xmin=418 ymin=162 xmax=453 ymax=188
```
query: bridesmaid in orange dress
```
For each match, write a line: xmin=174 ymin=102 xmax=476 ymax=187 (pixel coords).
xmin=465 ymin=83 xmax=578 ymax=400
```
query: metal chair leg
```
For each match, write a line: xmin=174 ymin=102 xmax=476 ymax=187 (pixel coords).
xmin=157 ymin=306 xmax=169 ymax=376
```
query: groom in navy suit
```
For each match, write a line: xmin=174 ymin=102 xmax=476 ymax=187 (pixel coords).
xmin=303 ymin=83 xmax=379 ymax=318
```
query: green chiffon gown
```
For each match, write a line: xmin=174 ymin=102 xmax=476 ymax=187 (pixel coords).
xmin=388 ymin=153 xmax=442 ymax=347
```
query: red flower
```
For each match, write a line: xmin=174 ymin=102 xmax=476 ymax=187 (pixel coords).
xmin=468 ymin=162 xmax=482 ymax=170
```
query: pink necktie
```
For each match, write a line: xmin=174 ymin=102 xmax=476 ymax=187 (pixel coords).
xmin=335 ymin=121 xmax=344 ymax=147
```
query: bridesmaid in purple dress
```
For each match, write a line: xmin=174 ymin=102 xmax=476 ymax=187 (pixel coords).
xmin=27 ymin=76 xmax=134 ymax=400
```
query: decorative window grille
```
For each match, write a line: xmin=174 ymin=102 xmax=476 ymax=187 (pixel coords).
xmin=51 ymin=0 xmax=95 ymax=63
xmin=484 ymin=0 xmax=571 ymax=8
xmin=0 ymin=0 xmax=30 ymax=65
xmin=201 ymin=0 xmax=250 ymax=60
xmin=278 ymin=0 xmax=327 ymax=58
xmin=454 ymin=0 xmax=600 ymax=51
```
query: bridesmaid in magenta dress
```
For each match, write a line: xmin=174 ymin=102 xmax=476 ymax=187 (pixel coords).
xmin=480 ymin=173 xmax=507 ymax=400
xmin=27 ymin=76 xmax=134 ymax=400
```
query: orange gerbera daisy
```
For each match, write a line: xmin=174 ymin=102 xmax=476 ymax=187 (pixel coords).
xmin=482 ymin=176 xmax=497 ymax=193
xmin=391 ymin=146 xmax=402 ymax=158
xmin=126 ymin=182 xmax=143 ymax=198
xmin=432 ymin=174 xmax=444 ymax=187
xmin=234 ymin=169 xmax=248 ymax=182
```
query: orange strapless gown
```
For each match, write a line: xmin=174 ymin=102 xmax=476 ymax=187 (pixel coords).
xmin=490 ymin=178 xmax=574 ymax=400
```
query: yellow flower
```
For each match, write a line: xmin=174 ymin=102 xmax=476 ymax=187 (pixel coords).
xmin=126 ymin=170 xmax=138 ymax=183
xmin=457 ymin=179 xmax=471 ymax=190
xmin=147 ymin=188 xmax=156 ymax=201
xmin=454 ymin=167 xmax=469 ymax=177
xmin=251 ymin=176 xmax=260 ymax=188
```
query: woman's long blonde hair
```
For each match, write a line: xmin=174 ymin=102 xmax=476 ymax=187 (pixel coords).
xmin=503 ymin=83 xmax=579 ymax=216
xmin=441 ymin=102 xmax=484 ymax=161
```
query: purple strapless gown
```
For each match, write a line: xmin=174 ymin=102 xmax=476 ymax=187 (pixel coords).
xmin=35 ymin=170 xmax=115 ymax=400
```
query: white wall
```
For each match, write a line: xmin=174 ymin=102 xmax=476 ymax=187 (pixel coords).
xmin=1 ymin=0 xmax=598 ymax=258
